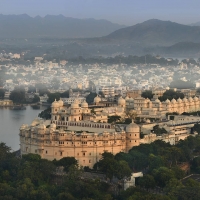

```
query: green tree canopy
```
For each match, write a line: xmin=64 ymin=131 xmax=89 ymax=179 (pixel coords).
xmin=159 ymin=89 xmax=184 ymax=101
xmin=141 ymin=90 xmax=154 ymax=99
xmin=9 ymin=86 xmax=26 ymax=104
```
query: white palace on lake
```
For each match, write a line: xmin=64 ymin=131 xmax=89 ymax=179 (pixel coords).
xmin=20 ymin=98 xmax=140 ymax=168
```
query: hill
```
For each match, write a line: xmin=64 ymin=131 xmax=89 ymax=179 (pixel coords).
xmin=104 ymin=19 xmax=200 ymax=45
xmin=190 ymin=21 xmax=200 ymax=26
xmin=162 ymin=42 xmax=200 ymax=57
xmin=0 ymin=14 xmax=126 ymax=39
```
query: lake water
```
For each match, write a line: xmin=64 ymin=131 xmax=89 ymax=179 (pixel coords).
xmin=0 ymin=106 xmax=47 ymax=151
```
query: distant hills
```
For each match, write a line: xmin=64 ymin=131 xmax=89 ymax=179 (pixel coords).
xmin=0 ymin=14 xmax=126 ymax=39
xmin=104 ymin=19 xmax=200 ymax=45
xmin=148 ymin=42 xmax=200 ymax=57
xmin=2 ymin=16 xmax=200 ymax=58
xmin=190 ymin=21 xmax=200 ymax=26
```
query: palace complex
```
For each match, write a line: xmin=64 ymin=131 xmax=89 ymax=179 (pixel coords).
xmin=20 ymin=98 xmax=140 ymax=168
xmin=20 ymin=94 xmax=200 ymax=168
xmin=126 ymin=96 xmax=200 ymax=119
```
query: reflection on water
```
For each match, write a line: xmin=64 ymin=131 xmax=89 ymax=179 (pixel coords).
xmin=0 ymin=106 xmax=47 ymax=151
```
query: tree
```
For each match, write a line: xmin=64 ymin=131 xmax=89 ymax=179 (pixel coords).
xmin=163 ymin=147 xmax=183 ymax=167
xmin=148 ymin=154 xmax=164 ymax=171
xmin=193 ymin=123 xmax=200 ymax=134
xmin=116 ymin=160 xmax=132 ymax=179
xmin=0 ymin=89 xmax=5 ymax=99
xmin=32 ymin=95 xmax=40 ymax=103
xmin=164 ymin=178 xmax=183 ymax=194
xmin=54 ymin=157 xmax=78 ymax=172
xmin=152 ymin=167 xmax=175 ymax=187
xmin=159 ymin=89 xmax=184 ymax=101
xmin=47 ymin=93 xmax=60 ymax=103
xmin=141 ymin=90 xmax=153 ymax=99
xmin=86 ymin=92 xmax=97 ymax=104
xmin=152 ymin=125 xmax=167 ymax=135
xmin=9 ymin=86 xmax=26 ymax=104
xmin=27 ymin=86 xmax=36 ymax=93
xmin=108 ymin=115 xmax=121 ymax=123
xmin=60 ymin=90 xmax=69 ymax=98
xmin=38 ymin=107 xmax=51 ymax=119
xmin=138 ymin=174 xmax=156 ymax=190
xmin=171 ymin=167 xmax=185 ymax=180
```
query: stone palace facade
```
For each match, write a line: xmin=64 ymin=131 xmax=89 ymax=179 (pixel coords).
xmin=20 ymin=99 xmax=140 ymax=168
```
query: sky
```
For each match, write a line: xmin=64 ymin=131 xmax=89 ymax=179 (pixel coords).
xmin=0 ymin=0 xmax=200 ymax=26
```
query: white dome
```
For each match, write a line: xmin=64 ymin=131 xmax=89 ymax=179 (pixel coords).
xmin=129 ymin=97 xmax=134 ymax=102
xmin=194 ymin=96 xmax=199 ymax=101
xmin=58 ymin=99 xmax=64 ymax=107
xmin=20 ymin=124 xmax=27 ymax=130
xmin=183 ymin=98 xmax=188 ymax=102
xmin=189 ymin=97 xmax=193 ymax=102
xmin=37 ymin=124 xmax=46 ymax=130
xmin=94 ymin=95 xmax=101 ymax=103
xmin=165 ymin=99 xmax=170 ymax=104
xmin=71 ymin=99 xmax=80 ymax=109
xmin=125 ymin=96 xmax=130 ymax=101
xmin=126 ymin=122 xmax=140 ymax=133
xmin=31 ymin=118 xmax=40 ymax=126
xmin=146 ymin=119 xmax=151 ymax=123
xmin=177 ymin=98 xmax=182 ymax=103
xmin=51 ymin=99 xmax=60 ymax=108
xmin=155 ymin=98 xmax=160 ymax=103
xmin=171 ymin=98 xmax=176 ymax=104
xmin=118 ymin=96 xmax=126 ymax=105
xmin=81 ymin=100 xmax=88 ymax=108
xmin=166 ymin=87 xmax=170 ymax=90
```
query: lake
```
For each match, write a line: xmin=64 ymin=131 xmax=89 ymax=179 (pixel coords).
xmin=0 ymin=106 xmax=47 ymax=151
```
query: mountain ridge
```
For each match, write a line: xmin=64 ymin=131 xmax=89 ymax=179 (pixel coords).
xmin=0 ymin=14 xmax=126 ymax=39
xmin=104 ymin=19 xmax=200 ymax=45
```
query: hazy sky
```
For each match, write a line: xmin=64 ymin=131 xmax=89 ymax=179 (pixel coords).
xmin=0 ymin=0 xmax=199 ymax=25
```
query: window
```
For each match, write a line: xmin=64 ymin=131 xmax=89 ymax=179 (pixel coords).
xmin=89 ymin=160 xmax=91 ymax=163
xmin=83 ymin=153 xmax=85 ymax=156
xmin=60 ymin=152 xmax=62 ymax=156
xmin=46 ymin=150 xmax=48 ymax=154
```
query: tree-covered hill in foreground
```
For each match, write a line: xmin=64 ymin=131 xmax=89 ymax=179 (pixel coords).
xmin=1 ymin=134 xmax=200 ymax=199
